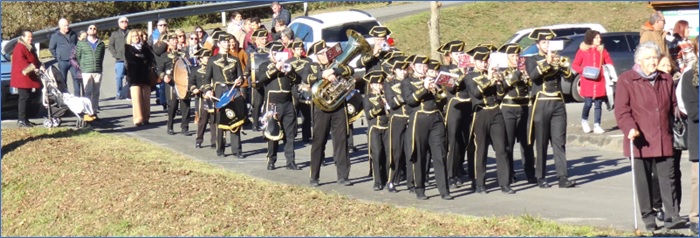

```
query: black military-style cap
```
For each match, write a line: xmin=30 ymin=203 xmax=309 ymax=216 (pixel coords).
xmin=384 ymin=50 xmax=403 ymax=60
xmin=307 ymin=40 xmax=327 ymax=55
xmin=167 ymin=33 xmax=178 ymax=40
xmin=477 ymin=43 xmax=498 ymax=52
xmin=466 ymin=45 xmax=492 ymax=61
xmin=287 ymin=39 xmax=304 ymax=49
xmin=252 ymin=28 xmax=268 ymax=38
xmin=437 ymin=40 xmax=466 ymax=54
xmin=193 ymin=48 xmax=212 ymax=58
xmin=369 ymin=26 xmax=392 ymax=38
xmin=387 ymin=56 xmax=409 ymax=70
xmin=363 ymin=70 xmax=387 ymax=84
xmin=427 ymin=59 xmax=441 ymax=70
xmin=210 ymin=31 xmax=226 ymax=41
xmin=266 ymin=41 xmax=285 ymax=52
xmin=408 ymin=55 xmax=429 ymax=65
xmin=528 ymin=28 xmax=556 ymax=41
xmin=497 ymin=43 xmax=521 ymax=55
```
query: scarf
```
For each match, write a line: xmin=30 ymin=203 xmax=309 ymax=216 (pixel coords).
xmin=131 ymin=42 xmax=142 ymax=51
xmin=632 ymin=63 xmax=659 ymax=82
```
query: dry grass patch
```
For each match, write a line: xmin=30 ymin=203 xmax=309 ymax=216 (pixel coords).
xmin=385 ymin=2 xmax=654 ymax=56
xmin=3 ymin=127 xmax=634 ymax=236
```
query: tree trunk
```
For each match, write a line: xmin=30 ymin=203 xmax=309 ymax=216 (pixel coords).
xmin=429 ymin=1 xmax=441 ymax=61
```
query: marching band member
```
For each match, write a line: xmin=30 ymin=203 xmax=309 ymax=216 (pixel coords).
xmin=288 ymin=39 xmax=314 ymax=143
xmin=464 ymin=45 xmax=514 ymax=194
xmin=364 ymin=70 xmax=390 ymax=191
xmin=189 ymin=48 xmax=216 ymax=149
xmin=383 ymin=56 xmax=412 ymax=193
xmin=524 ymin=29 xmax=576 ymax=188
xmin=249 ymin=29 xmax=271 ymax=132
xmin=154 ymin=32 xmax=191 ymax=136
xmin=202 ymin=33 xmax=246 ymax=158
xmin=402 ymin=54 xmax=452 ymax=200
xmin=304 ymin=40 xmax=355 ymax=187
xmin=497 ymin=43 xmax=536 ymax=184
xmin=255 ymin=41 xmax=301 ymax=171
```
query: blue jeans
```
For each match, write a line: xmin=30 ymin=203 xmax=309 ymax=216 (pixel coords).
xmin=115 ymin=61 xmax=126 ymax=99
xmin=156 ymin=82 xmax=166 ymax=105
xmin=582 ymin=97 xmax=603 ymax=124
xmin=58 ymin=60 xmax=81 ymax=96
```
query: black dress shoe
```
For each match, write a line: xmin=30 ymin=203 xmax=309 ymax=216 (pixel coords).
xmin=500 ymin=185 xmax=516 ymax=194
xmin=235 ymin=152 xmax=246 ymax=159
xmin=310 ymin=179 xmax=320 ymax=187
xmin=181 ymin=129 xmax=189 ymax=136
xmin=526 ymin=177 xmax=537 ymax=184
xmin=386 ymin=182 xmax=397 ymax=193
xmin=537 ymin=178 xmax=550 ymax=188
xmin=373 ymin=183 xmax=383 ymax=191
xmin=654 ymin=208 xmax=665 ymax=222
xmin=267 ymin=162 xmax=275 ymax=170
xmin=416 ymin=191 xmax=428 ymax=200
xmin=441 ymin=194 xmax=454 ymax=200
xmin=407 ymin=187 xmax=415 ymax=194
xmin=216 ymin=151 xmax=225 ymax=157
xmin=454 ymin=178 xmax=464 ymax=186
xmin=195 ymin=143 xmax=202 ymax=148
xmin=511 ymin=174 xmax=519 ymax=184
xmin=558 ymin=178 xmax=576 ymax=188
xmin=210 ymin=144 xmax=216 ymax=149
xmin=17 ymin=121 xmax=32 ymax=128
xmin=337 ymin=179 xmax=353 ymax=186
xmin=167 ymin=129 xmax=176 ymax=135
xmin=448 ymin=178 xmax=458 ymax=189
xmin=476 ymin=185 xmax=488 ymax=194
xmin=665 ymin=216 xmax=685 ymax=229
xmin=286 ymin=163 xmax=301 ymax=170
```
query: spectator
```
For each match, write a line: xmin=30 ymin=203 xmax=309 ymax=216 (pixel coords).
xmin=175 ymin=29 xmax=188 ymax=52
xmin=150 ymin=18 xmax=168 ymax=46
xmin=125 ymin=30 xmax=155 ymax=126
xmin=658 ymin=55 xmax=681 ymax=82
xmin=69 ymin=30 xmax=86 ymax=92
xmin=151 ymin=19 xmax=169 ymax=109
xmin=49 ymin=18 xmax=80 ymax=96
xmin=10 ymin=30 xmax=44 ymax=128
xmin=572 ymin=30 xmax=613 ymax=134
xmin=272 ymin=19 xmax=288 ymax=41
xmin=679 ymin=37 xmax=699 ymax=236
xmin=668 ymin=20 xmax=694 ymax=72
xmin=187 ymin=32 xmax=201 ymax=66
xmin=228 ymin=36 xmax=249 ymax=99
xmin=640 ymin=11 xmax=669 ymax=57
xmin=614 ymin=41 xmax=683 ymax=232
xmin=227 ymin=11 xmax=244 ymax=36
xmin=270 ymin=1 xmax=290 ymax=34
xmin=194 ymin=25 xmax=208 ymax=44
xmin=76 ymin=24 xmax=106 ymax=115
xmin=243 ymin=17 xmax=272 ymax=52
xmin=108 ymin=16 xmax=130 ymax=100
xmin=239 ymin=18 xmax=252 ymax=49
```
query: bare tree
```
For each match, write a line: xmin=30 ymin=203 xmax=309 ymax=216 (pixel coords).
xmin=428 ymin=1 xmax=442 ymax=60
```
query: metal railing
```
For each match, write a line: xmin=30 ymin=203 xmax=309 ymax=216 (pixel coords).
xmin=2 ymin=1 xmax=303 ymax=55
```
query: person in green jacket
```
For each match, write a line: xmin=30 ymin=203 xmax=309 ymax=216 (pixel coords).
xmin=76 ymin=24 xmax=106 ymax=115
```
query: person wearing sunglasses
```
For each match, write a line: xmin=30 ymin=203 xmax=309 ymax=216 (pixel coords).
xmin=108 ymin=16 xmax=131 ymax=100
xmin=75 ymin=24 xmax=106 ymax=116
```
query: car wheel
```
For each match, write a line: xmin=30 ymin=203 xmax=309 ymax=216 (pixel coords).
xmin=571 ymin=75 xmax=584 ymax=102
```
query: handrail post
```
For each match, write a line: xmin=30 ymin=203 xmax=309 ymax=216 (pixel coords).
xmin=221 ymin=11 xmax=227 ymax=27
xmin=148 ymin=21 xmax=153 ymax=37
xmin=34 ymin=43 xmax=40 ymax=55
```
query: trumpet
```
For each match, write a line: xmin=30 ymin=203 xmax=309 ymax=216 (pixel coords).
xmin=424 ymin=77 xmax=447 ymax=100
xmin=282 ymin=63 xmax=292 ymax=73
xmin=381 ymin=42 xmax=391 ymax=52
xmin=549 ymin=51 xmax=570 ymax=69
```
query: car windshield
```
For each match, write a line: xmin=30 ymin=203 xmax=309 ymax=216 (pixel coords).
xmin=321 ymin=21 xmax=379 ymax=42
xmin=521 ymin=38 xmax=574 ymax=56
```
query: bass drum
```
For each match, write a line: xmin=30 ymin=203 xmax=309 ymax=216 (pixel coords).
xmin=173 ymin=57 xmax=191 ymax=99
xmin=346 ymin=90 xmax=364 ymax=125
xmin=217 ymin=94 xmax=247 ymax=132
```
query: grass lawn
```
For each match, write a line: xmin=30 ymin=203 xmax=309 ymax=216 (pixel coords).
xmin=384 ymin=2 xmax=655 ymax=56
xmin=1 ymin=127 xmax=636 ymax=236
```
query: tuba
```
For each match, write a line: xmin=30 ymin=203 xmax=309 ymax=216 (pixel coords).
xmin=311 ymin=29 xmax=372 ymax=112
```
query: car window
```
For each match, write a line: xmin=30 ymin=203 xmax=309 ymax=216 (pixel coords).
xmin=517 ymin=37 xmax=534 ymax=49
xmin=627 ymin=35 xmax=641 ymax=50
xmin=601 ymin=35 xmax=630 ymax=52
xmin=321 ymin=21 xmax=379 ymax=42
xmin=290 ymin=23 xmax=314 ymax=44
xmin=552 ymin=28 xmax=591 ymax=38
xmin=521 ymin=43 xmax=539 ymax=56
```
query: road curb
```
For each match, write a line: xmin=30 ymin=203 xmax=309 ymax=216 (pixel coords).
xmin=567 ymin=132 xmax=623 ymax=152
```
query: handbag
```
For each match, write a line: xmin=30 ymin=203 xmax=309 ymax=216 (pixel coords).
xmin=582 ymin=48 xmax=604 ymax=81
xmin=673 ymin=111 xmax=688 ymax=150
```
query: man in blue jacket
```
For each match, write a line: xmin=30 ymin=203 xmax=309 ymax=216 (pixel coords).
xmin=49 ymin=18 xmax=80 ymax=96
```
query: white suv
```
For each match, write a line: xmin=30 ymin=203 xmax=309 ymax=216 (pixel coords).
xmin=288 ymin=9 xmax=391 ymax=78
xmin=490 ymin=23 xmax=607 ymax=68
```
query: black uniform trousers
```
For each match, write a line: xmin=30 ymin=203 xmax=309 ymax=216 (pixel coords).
xmin=501 ymin=104 xmax=535 ymax=180
xmin=267 ymin=101 xmax=298 ymax=165
xmin=310 ymin=105 xmax=350 ymax=181
xmin=195 ymin=96 xmax=216 ymax=146
xmin=389 ymin=115 xmax=411 ymax=187
xmin=251 ymin=87 xmax=264 ymax=129
xmin=445 ymin=98 xmax=474 ymax=181
xmin=472 ymin=107 xmax=510 ymax=187
xmin=293 ymin=85 xmax=313 ymax=141
xmin=531 ymin=99 xmax=568 ymax=179
xmin=409 ymin=112 xmax=449 ymax=196
xmin=165 ymin=83 xmax=191 ymax=132
xmin=633 ymin=157 xmax=679 ymax=226
xmin=215 ymin=85 xmax=242 ymax=155
xmin=369 ymin=125 xmax=390 ymax=186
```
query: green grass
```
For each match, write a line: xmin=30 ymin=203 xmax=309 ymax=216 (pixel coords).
xmin=1 ymin=127 xmax=641 ymax=236
xmin=384 ymin=2 xmax=655 ymax=56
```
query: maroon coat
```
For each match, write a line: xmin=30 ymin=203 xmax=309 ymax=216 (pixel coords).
xmin=571 ymin=43 xmax=613 ymax=98
xmin=614 ymin=66 xmax=676 ymax=158
xmin=10 ymin=40 xmax=42 ymax=89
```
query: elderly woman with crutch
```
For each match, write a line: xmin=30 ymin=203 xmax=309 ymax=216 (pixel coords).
xmin=614 ymin=41 xmax=685 ymax=232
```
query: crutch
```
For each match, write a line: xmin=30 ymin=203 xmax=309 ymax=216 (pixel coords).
xmin=630 ymin=139 xmax=642 ymax=235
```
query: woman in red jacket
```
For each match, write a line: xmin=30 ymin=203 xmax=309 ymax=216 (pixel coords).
xmin=572 ymin=30 xmax=613 ymax=134
xmin=10 ymin=30 xmax=44 ymax=127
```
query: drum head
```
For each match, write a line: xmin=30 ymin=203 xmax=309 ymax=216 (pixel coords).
xmin=173 ymin=57 xmax=190 ymax=99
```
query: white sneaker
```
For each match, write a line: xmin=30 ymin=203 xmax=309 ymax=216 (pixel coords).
xmin=593 ymin=124 xmax=605 ymax=134
xmin=581 ymin=120 xmax=591 ymax=133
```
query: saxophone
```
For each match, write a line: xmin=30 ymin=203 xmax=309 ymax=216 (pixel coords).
xmin=311 ymin=29 xmax=372 ymax=112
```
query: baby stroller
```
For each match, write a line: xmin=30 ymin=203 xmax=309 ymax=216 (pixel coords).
xmin=38 ymin=66 xmax=96 ymax=128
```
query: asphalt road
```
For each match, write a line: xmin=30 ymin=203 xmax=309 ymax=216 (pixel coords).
xmin=3 ymin=2 xmax=696 ymax=234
